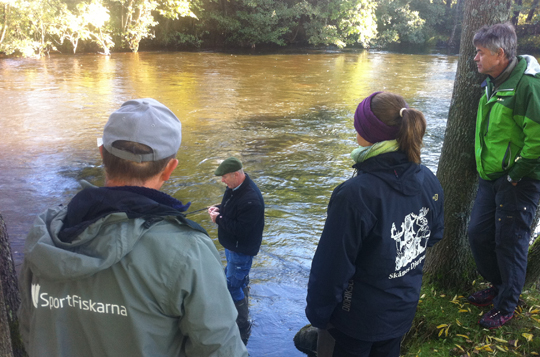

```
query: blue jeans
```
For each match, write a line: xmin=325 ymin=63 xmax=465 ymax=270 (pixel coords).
xmin=468 ymin=176 xmax=540 ymax=313
xmin=225 ymin=249 xmax=253 ymax=302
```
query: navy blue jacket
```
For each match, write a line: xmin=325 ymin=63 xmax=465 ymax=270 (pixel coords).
xmin=216 ymin=173 xmax=265 ymax=256
xmin=306 ymin=151 xmax=444 ymax=341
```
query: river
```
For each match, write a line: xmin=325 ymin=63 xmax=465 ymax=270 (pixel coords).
xmin=0 ymin=50 xmax=457 ymax=356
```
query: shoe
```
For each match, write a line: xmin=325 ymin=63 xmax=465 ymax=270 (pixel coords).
xmin=479 ymin=308 xmax=514 ymax=329
xmin=468 ymin=286 xmax=497 ymax=306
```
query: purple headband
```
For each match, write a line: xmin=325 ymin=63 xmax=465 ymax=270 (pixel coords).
xmin=353 ymin=92 xmax=403 ymax=144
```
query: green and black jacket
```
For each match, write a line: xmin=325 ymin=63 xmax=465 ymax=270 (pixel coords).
xmin=475 ymin=55 xmax=540 ymax=182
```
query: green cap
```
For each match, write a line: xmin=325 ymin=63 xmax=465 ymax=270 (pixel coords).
xmin=214 ymin=157 xmax=243 ymax=176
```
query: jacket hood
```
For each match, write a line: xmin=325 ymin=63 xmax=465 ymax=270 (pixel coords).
xmin=522 ymin=55 xmax=540 ymax=76
xmin=24 ymin=183 xmax=201 ymax=281
xmin=353 ymin=151 xmax=423 ymax=196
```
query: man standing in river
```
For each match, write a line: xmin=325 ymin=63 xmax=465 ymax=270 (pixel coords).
xmin=18 ymin=98 xmax=248 ymax=356
xmin=208 ymin=157 xmax=265 ymax=345
xmin=468 ymin=22 xmax=540 ymax=329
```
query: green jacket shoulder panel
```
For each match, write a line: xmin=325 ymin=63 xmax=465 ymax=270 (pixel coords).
xmin=475 ymin=55 xmax=540 ymax=181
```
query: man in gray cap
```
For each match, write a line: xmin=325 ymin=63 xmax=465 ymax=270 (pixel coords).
xmin=208 ymin=157 xmax=265 ymax=345
xmin=18 ymin=99 xmax=248 ymax=357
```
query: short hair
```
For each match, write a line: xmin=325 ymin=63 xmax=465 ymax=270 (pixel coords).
xmin=102 ymin=140 xmax=175 ymax=184
xmin=473 ymin=22 xmax=517 ymax=60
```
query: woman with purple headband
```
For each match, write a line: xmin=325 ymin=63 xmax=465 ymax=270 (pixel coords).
xmin=306 ymin=92 xmax=445 ymax=357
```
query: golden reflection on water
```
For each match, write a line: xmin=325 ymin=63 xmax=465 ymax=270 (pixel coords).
xmin=0 ymin=50 xmax=457 ymax=356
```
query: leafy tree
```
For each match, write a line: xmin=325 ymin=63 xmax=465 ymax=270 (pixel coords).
xmin=107 ymin=0 xmax=195 ymax=52
xmin=373 ymin=0 xmax=425 ymax=46
xmin=55 ymin=0 xmax=114 ymax=54
xmin=83 ymin=1 xmax=114 ymax=54
xmin=302 ymin=0 xmax=377 ymax=48
xmin=526 ymin=0 xmax=539 ymax=22
xmin=193 ymin=0 xmax=298 ymax=48
xmin=0 ymin=0 xmax=65 ymax=57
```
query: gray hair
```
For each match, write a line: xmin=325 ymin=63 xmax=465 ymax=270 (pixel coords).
xmin=473 ymin=22 xmax=517 ymax=60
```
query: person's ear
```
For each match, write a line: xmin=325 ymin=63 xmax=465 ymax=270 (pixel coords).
xmin=161 ymin=159 xmax=179 ymax=181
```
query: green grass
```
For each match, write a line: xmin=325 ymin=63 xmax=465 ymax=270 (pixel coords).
xmin=402 ymin=281 xmax=540 ymax=356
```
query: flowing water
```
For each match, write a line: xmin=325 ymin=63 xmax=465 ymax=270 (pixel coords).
xmin=0 ymin=50 xmax=457 ymax=356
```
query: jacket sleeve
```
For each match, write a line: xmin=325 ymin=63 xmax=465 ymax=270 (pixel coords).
xmin=509 ymin=81 xmax=540 ymax=180
xmin=169 ymin=232 xmax=248 ymax=357
xmin=215 ymin=197 xmax=263 ymax=239
xmin=305 ymin=185 xmax=374 ymax=329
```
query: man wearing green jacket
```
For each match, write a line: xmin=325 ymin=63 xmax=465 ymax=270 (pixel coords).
xmin=18 ymin=99 xmax=248 ymax=356
xmin=468 ymin=23 xmax=540 ymax=329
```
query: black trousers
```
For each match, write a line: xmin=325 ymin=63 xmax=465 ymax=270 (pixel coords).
xmin=468 ymin=176 xmax=540 ymax=313
xmin=318 ymin=328 xmax=402 ymax=357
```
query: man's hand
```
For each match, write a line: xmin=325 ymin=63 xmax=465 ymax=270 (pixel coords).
xmin=208 ymin=206 xmax=220 ymax=223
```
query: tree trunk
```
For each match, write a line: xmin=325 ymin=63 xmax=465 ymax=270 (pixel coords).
xmin=448 ymin=0 xmax=464 ymax=49
xmin=423 ymin=0 xmax=512 ymax=290
xmin=511 ymin=0 xmax=522 ymax=25
xmin=0 ymin=281 xmax=13 ymax=357
xmin=0 ymin=3 xmax=9 ymax=44
xmin=525 ymin=236 xmax=540 ymax=287
xmin=0 ymin=214 xmax=25 ymax=357
xmin=526 ymin=0 xmax=539 ymax=22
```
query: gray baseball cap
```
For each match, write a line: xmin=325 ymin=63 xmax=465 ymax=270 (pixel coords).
xmin=102 ymin=98 xmax=181 ymax=163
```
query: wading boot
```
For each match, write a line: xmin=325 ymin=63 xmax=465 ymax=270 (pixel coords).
xmin=234 ymin=297 xmax=252 ymax=345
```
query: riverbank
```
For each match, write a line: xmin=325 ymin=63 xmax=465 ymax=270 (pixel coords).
xmin=293 ymin=281 xmax=540 ymax=356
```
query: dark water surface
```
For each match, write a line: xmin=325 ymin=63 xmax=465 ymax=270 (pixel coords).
xmin=0 ymin=50 xmax=457 ymax=356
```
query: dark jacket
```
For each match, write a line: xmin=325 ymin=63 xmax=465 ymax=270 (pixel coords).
xmin=306 ymin=151 xmax=444 ymax=341
xmin=216 ymin=173 xmax=265 ymax=256
xmin=19 ymin=184 xmax=248 ymax=357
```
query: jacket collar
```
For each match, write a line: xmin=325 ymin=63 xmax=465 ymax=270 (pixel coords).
xmin=485 ymin=56 xmax=537 ymax=94
xmin=227 ymin=173 xmax=252 ymax=195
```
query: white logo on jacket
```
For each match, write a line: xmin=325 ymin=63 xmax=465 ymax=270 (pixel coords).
xmin=30 ymin=283 xmax=128 ymax=316
xmin=391 ymin=207 xmax=431 ymax=272
xmin=31 ymin=284 xmax=40 ymax=308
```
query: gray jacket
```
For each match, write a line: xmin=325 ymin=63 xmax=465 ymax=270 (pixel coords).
xmin=18 ymin=184 xmax=248 ymax=357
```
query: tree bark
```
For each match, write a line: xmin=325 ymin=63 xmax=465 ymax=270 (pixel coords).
xmin=0 ymin=214 xmax=26 ymax=357
xmin=525 ymin=236 xmax=540 ymax=287
xmin=423 ymin=0 xmax=512 ymax=290
xmin=0 ymin=3 xmax=9 ymax=44
xmin=0 ymin=280 xmax=13 ymax=357
xmin=511 ymin=0 xmax=522 ymax=25
xmin=448 ymin=0 xmax=464 ymax=49
xmin=526 ymin=0 xmax=539 ymax=22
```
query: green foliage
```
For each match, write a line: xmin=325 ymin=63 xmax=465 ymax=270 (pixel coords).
xmin=403 ymin=281 xmax=540 ymax=356
xmin=374 ymin=0 xmax=426 ymax=47
xmin=0 ymin=0 xmax=196 ymax=56
xmin=303 ymin=0 xmax=377 ymax=48
xmin=0 ymin=0 xmax=507 ymax=56
xmin=0 ymin=0 xmax=66 ymax=57
xmin=198 ymin=0 xmax=298 ymax=47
